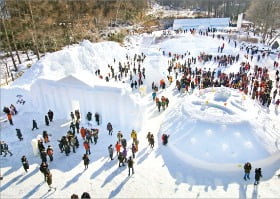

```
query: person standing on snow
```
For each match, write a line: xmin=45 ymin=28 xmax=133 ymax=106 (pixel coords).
xmin=47 ymin=145 xmax=54 ymax=161
xmin=82 ymin=154 xmax=90 ymax=170
xmin=107 ymin=122 xmax=113 ymax=135
xmin=40 ymin=162 xmax=49 ymax=182
xmin=131 ymin=143 xmax=137 ymax=159
xmin=130 ymin=130 xmax=137 ymax=144
xmin=46 ymin=171 xmax=56 ymax=191
xmin=16 ymin=128 xmax=23 ymax=141
xmin=45 ymin=115 xmax=50 ymax=126
xmin=162 ymin=134 xmax=169 ymax=145
xmin=94 ymin=112 xmax=100 ymax=125
xmin=83 ymin=140 xmax=91 ymax=155
xmin=7 ymin=113 xmax=13 ymax=125
xmin=243 ymin=162 xmax=252 ymax=181
xmin=108 ymin=144 xmax=114 ymax=160
xmin=70 ymin=112 xmax=75 ymax=121
xmin=127 ymin=156 xmax=134 ymax=176
xmin=254 ymin=168 xmax=262 ymax=185
xmin=47 ymin=110 xmax=54 ymax=122
xmin=32 ymin=119 xmax=39 ymax=131
xmin=21 ymin=155 xmax=29 ymax=172
xmin=2 ymin=141 xmax=13 ymax=156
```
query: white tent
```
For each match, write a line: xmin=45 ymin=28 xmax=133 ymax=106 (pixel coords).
xmin=30 ymin=75 xmax=142 ymax=128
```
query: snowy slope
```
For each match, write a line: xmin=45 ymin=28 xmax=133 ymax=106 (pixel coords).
xmin=1 ymin=31 xmax=280 ymax=198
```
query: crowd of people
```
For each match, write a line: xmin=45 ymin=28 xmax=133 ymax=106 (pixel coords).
xmin=1 ymin=27 xmax=280 ymax=197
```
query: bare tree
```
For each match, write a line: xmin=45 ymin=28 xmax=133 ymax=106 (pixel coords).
xmin=246 ymin=0 xmax=280 ymax=42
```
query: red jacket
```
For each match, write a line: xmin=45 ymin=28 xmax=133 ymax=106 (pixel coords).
xmin=84 ymin=142 xmax=90 ymax=150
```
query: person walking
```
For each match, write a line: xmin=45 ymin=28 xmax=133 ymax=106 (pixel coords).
xmin=46 ymin=145 xmax=54 ymax=161
xmin=83 ymin=140 xmax=91 ymax=155
xmin=107 ymin=122 xmax=113 ymax=135
xmin=94 ymin=112 xmax=100 ymax=125
xmin=16 ymin=128 xmax=23 ymax=141
xmin=82 ymin=154 xmax=90 ymax=170
xmin=254 ymin=168 xmax=262 ymax=185
xmin=7 ymin=113 xmax=13 ymax=125
xmin=40 ymin=162 xmax=49 ymax=182
xmin=32 ymin=120 xmax=39 ymax=131
xmin=21 ymin=155 xmax=29 ymax=172
xmin=108 ymin=144 xmax=114 ymax=160
xmin=2 ymin=141 xmax=13 ymax=156
xmin=131 ymin=143 xmax=137 ymax=159
xmin=45 ymin=115 xmax=50 ymax=126
xmin=127 ymin=156 xmax=134 ymax=176
xmin=46 ymin=171 xmax=56 ymax=191
xmin=47 ymin=110 xmax=54 ymax=122
xmin=244 ymin=162 xmax=252 ymax=181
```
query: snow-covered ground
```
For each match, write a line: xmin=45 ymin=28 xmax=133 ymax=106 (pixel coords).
xmin=0 ymin=30 xmax=280 ymax=198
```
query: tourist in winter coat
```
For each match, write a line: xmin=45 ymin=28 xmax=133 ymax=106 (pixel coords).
xmin=45 ymin=115 xmax=50 ymax=126
xmin=81 ymin=192 xmax=91 ymax=199
xmin=86 ymin=129 xmax=93 ymax=143
xmin=80 ymin=127 xmax=86 ymax=140
xmin=70 ymin=136 xmax=76 ymax=153
xmin=47 ymin=110 xmax=54 ymax=122
xmin=162 ymin=134 xmax=169 ymax=145
xmin=32 ymin=120 xmax=39 ymax=131
xmin=86 ymin=112 xmax=92 ymax=121
xmin=2 ymin=141 xmax=13 ymax=157
xmin=118 ymin=153 xmax=125 ymax=167
xmin=107 ymin=122 xmax=113 ymax=135
xmin=94 ymin=112 xmax=100 ymax=125
xmin=244 ymin=162 xmax=252 ymax=180
xmin=38 ymin=140 xmax=45 ymax=152
xmin=122 ymin=148 xmax=127 ymax=162
xmin=108 ymin=144 xmax=114 ymax=160
xmin=121 ymin=138 xmax=127 ymax=149
xmin=70 ymin=122 xmax=76 ymax=134
xmin=10 ymin=104 xmax=17 ymax=115
xmin=83 ymin=140 xmax=91 ymax=155
xmin=7 ymin=113 xmax=13 ymax=125
xmin=92 ymin=129 xmax=99 ymax=144
xmin=47 ymin=145 xmax=54 ymax=161
xmin=21 ymin=155 xmax=29 ymax=172
xmin=43 ymin=131 xmax=49 ymax=143
xmin=40 ymin=162 xmax=49 ymax=181
xmin=117 ymin=131 xmax=123 ymax=142
xmin=82 ymin=154 xmax=90 ymax=169
xmin=127 ymin=156 xmax=134 ymax=176
xmin=130 ymin=130 xmax=137 ymax=144
xmin=75 ymin=120 xmax=80 ymax=133
xmin=40 ymin=149 xmax=48 ymax=163
xmin=131 ymin=143 xmax=137 ymax=159
xmin=150 ymin=134 xmax=155 ymax=149
xmin=70 ymin=112 xmax=75 ymax=121
xmin=46 ymin=171 xmax=55 ymax=191
xmin=64 ymin=144 xmax=71 ymax=156
xmin=115 ymin=141 xmax=121 ymax=155
xmin=254 ymin=168 xmax=262 ymax=185
xmin=16 ymin=128 xmax=23 ymax=141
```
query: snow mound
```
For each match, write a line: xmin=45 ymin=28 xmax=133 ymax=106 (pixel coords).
xmin=159 ymin=87 xmax=278 ymax=172
xmin=9 ymin=40 xmax=128 ymax=89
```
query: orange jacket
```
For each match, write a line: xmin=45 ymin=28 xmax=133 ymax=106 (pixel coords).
xmin=7 ymin=114 xmax=12 ymax=120
xmin=83 ymin=142 xmax=90 ymax=150
xmin=115 ymin=142 xmax=121 ymax=152
xmin=80 ymin=128 xmax=86 ymax=138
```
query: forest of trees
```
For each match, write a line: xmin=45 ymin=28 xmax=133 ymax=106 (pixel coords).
xmin=156 ymin=0 xmax=251 ymax=18
xmin=0 ymin=0 xmax=148 ymax=71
